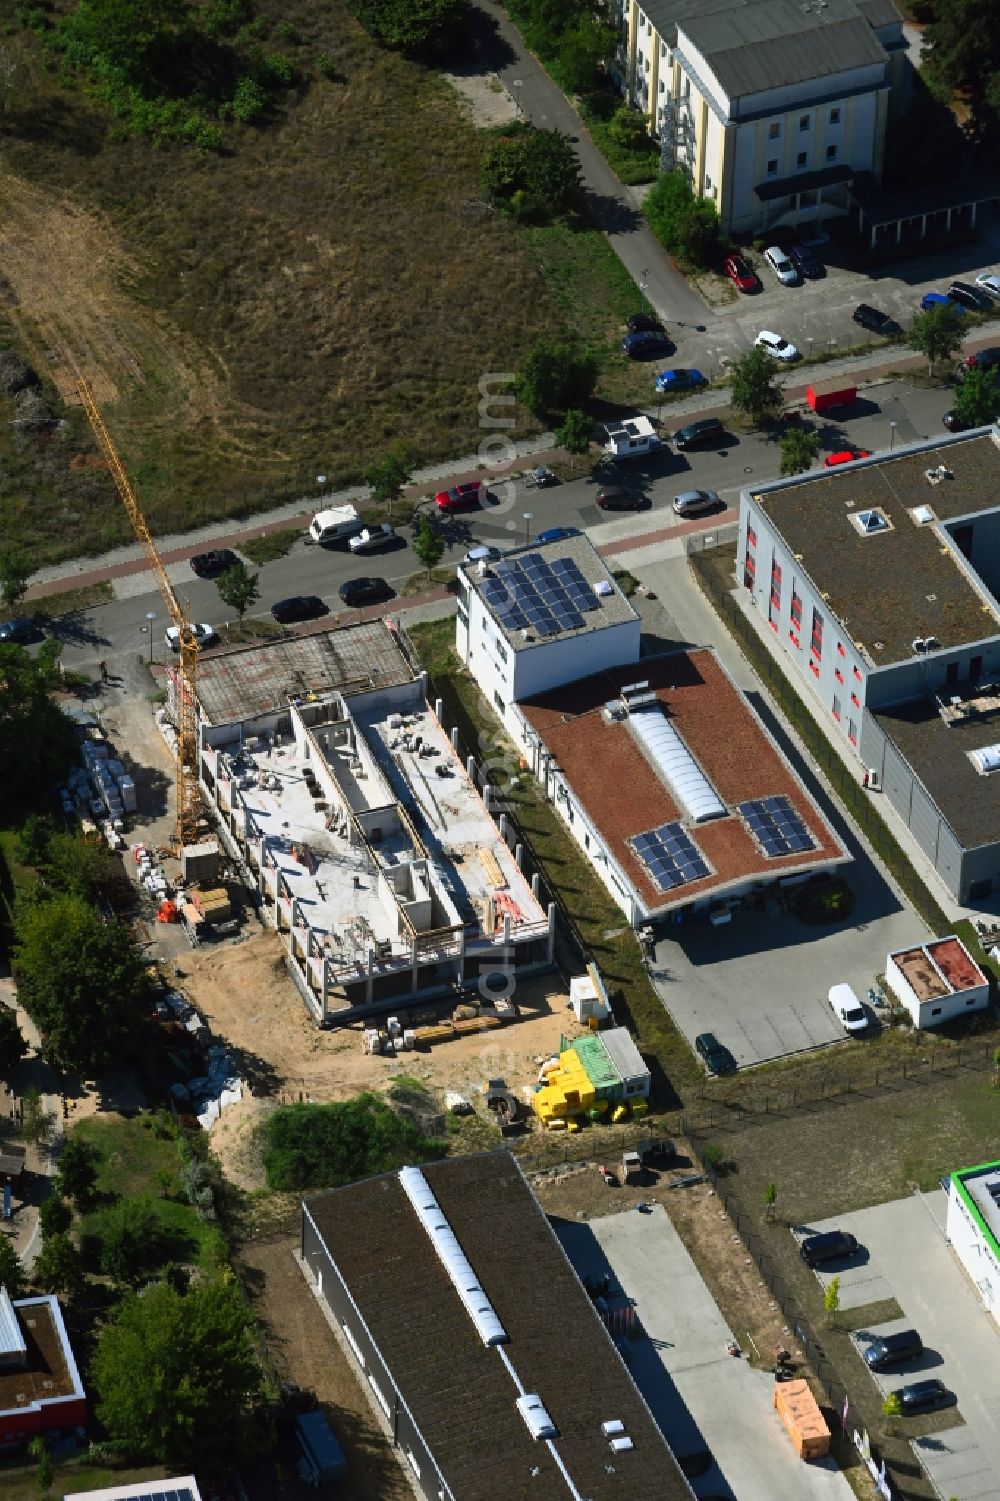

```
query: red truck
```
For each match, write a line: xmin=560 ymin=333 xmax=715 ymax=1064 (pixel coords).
xmin=806 ymin=381 xmax=857 ymax=414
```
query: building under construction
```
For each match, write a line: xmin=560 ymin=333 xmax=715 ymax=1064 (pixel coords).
xmin=191 ymin=621 xmax=554 ymax=1023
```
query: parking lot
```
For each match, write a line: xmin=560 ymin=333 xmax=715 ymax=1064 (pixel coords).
xmin=556 ymin=1206 xmax=853 ymax=1501
xmin=806 ymin=1194 xmax=1000 ymax=1501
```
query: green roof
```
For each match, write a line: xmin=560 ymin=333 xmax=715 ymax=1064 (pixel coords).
xmin=572 ymin=1034 xmax=621 ymax=1093
xmin=951 ymin=1160 xmax=1000 ymax=1263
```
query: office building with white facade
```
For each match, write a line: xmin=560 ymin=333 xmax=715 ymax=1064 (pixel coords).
xmin=738 ymin=424 xmax=1000 ymax=904
xmin=946 ymin=1161 xmax=1000 ymax=1329
xmin=616 ymin=0 xmax=907 ymax=237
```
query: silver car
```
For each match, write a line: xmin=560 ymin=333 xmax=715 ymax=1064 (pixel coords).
xmin=673 ymin=489 xmax=722 ymax=517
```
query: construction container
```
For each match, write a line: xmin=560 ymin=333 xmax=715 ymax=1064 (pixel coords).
xmin=294 ymin=1411 xmax=347 ymax=1485
xmin=182 ymin=839 xmax=221 ymax=885
xmin=773 ymin=1379 xmax=831 ymax=1460
xmin=805 ymin=380 xmax=857 ymax=414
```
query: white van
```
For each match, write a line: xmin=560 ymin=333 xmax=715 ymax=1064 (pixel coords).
xmin=308 ymin=504 xmax=362 ymax=545
xmin=828 ymin=983 xmax=868 ymax=1034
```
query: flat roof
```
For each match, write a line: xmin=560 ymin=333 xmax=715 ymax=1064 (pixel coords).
xmin=62 ymin=1481 xmax=201 ymax=1501
xmin=0 ymin=1295 xmax=83 ymax=1415
xmin=952 ymin=1160 xmax=1000 ymax=1264
xmin=305 ymin=1152 xmax=691 ymax=1501
xmin=872 ymin=696 xmax=1000 ymax=847
xmin=520 ymin=649 xmax=846 ymax=913
xmin=754 ymin=430 xmax=1000 ymax=666
xmin=462 ymin=534 xmax=639 ymax=652
xmin=195 ymin=620 xmax=416 ymax=724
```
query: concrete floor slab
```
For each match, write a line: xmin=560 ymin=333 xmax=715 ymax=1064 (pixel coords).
xmin=557 ymin=1207 xmax=854 ymax=1501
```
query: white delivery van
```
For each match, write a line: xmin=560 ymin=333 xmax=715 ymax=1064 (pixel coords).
xmin=828 ymin=983 xmax=868 ymax=1034
xmin=308 ymin=505 xmax=362 ymax=545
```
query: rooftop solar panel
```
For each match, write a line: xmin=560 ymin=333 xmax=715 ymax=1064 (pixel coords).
xmin=737 ymin=796 xmax=816 ymax=857
xmin=629 ymin=822 xmax=711 ymax=892
xmin=483 ymin=553 xmax=597 ymax=638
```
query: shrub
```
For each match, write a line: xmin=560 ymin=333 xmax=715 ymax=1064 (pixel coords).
xmin=39 ymin=1194 xmax=73 ymax=1237
xmin=263 ymin=1094 xmax=442 ymax=1191
xmin=231 ymin=75 xmax=267 ymax=123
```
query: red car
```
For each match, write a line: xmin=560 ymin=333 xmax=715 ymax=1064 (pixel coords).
xmin=965 ymin=346 xmax=1000 ymax=370
xmin=823 ymin=449 xmax=872 ymax=468
xmin=434 ymin=482 xmax=493 ymax=512
xmin=724 ymin=253 xmax=759 ymax=294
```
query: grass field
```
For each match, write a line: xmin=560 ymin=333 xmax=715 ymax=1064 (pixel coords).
xmin=0 ymin=1 xmax=647 ymax=570
xmin=0 ymin=1459 xmax=170 ymax=1501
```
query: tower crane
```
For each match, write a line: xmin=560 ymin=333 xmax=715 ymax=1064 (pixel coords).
xmin=77 ymin=379 xmax=202 ymax=846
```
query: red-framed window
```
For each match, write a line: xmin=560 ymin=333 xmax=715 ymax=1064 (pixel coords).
xmin=836 ymin=642 xmax=846 ymax=657
xmin=853 ymin=665 xmax=863 ymax=681
xmin=810 ymin=607 xmax=824 ymax=660
xmin=789 ymin=630 xmax=801 ymax=649
xmin=851 ymin=692 xmax=861 ymax=708
xmin=747 ymin=524 xmax=757 ymax=549
xmin=790 ymin=589 xmax=803 ymax=628
xmin=834 ymin=667 xmax=844 ymax=684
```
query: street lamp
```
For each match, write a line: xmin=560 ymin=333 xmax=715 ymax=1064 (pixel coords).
xmin=523 ymin=511 xmax=534 ymax=545
xmin=145 ymin=611 xmax=156 ymax=664
xmin=889 ymin=421 xmax=898 ymax=451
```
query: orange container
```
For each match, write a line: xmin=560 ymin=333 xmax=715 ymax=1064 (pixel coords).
xmin=773 ymin=1378 xmax=831 ymax=1460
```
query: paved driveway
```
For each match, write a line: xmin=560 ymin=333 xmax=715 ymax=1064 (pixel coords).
xmin=811 ymin=1193 xmax=1000 ymax=1501
xmin=557 ymin=1206 xmax=854 ymax=1501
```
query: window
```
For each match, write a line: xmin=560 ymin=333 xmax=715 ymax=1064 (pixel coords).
xmin=747 ymin=524 xmax=757 ymax=548
xmin=851 ymin=691 xmax=861 ymax=708
xmin=705 ymin=174 xmax=712 ymax=190
xmin=966 ymin=996 xmax=977 ymax=1005
xmin=853 ymin=665 xmax=863 ymax=681
xmin=584 ymin=833 xmax=590 ymax=849
xmin=836 ymin=642 xmax=846 ymax=656
xmin=799 ymin=114 xmax=810 ymax=131
xmin=766 ymin=158 xmax=778 ymax=176
xmin=797 ymin=151 xmax=808 ymax=168
xmin=495 ymin=640 xmax=508 ymax=665
xmin=790 ymin=588 xmax=803 ymax=628
xmin=769 ymin=122 xmax=780 ymax=139
xmin=810 ymin=606 xmax=824 ymax=659
xmin=834 ymin=667 xmax=844 ymax=683
xmin=832 ymin=694 xmax=842 ymax=721
xmin=848 ymin=718 xmax=857 ymax=745
xmin=826 ymin=144 xmax=837 ymax=162
xmin=830 ymin=107 xmax=841 ymax=124
xmin=493 ymin=691 xmax=505 ymax=713
xmin=931 ymin=1006 xmax=942 ymax=1016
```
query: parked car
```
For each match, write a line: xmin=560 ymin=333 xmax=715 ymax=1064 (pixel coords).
xmin=622 ymin=330 xmax=673 ymax=359
xmin=763 ymin=246 xmax=799 ymax=285
xmin=0 ymin=616 xmax=38 ymax=645
xmin=348 ymin=523 xmax=396 ymax=553
xmin=189 ymin=547 xmax=240 ymax=578
xmin=655 ymin=368 xmax=707 ymax=394
xmin=695 ymin=1032 xmax=737 ymax=1075
xmin=789 ymin=243 xmax=824 ymax=278
xmin=672 ymin=416 xmax=725 ymax=450
xmin=943 ymin=410 xmax=973 ymax=432
xmin=755 ymin=329 xmax=799 ymax=361
xmin=966 ymin=346 xmax=1000 ymax=371
xmin=823 ymin=449 xmax=872 ymax=468
xmin=828 ymin=982 xmax=868 ymax=1033
xmin=525 ymin=465 xmax=559 ymax=489
xmin=673 ymin=488 xmax=722 ymax=516
xmin=920 ymin=292 xmax=965 ymax=314
xmin=724 ymin=252 xmax=760 ymax=293
xmin=271 ymin=595 xmax=328 ymax=624
xmin=536 ymin=526 xmax=581 ymax=544
xmin=435 ymin=482 xmax=494 ymax=512
xmin=626 ymin=312 xmax=664 ymax=333
xmin=975 ymin=271 xmax=1000 ymax=300
xmin=799 ymin=1229 xmax=859 ymax=1267
xmin=463 ymin=544 xmax=505 ymax=564
xmin=338 ymin=577 xmax=392 ymax=608
xmin=596 ymin=486 xmax=647 ymax=511
xmin=897 ymin=1379 xmax=951 ymax=1414
xmin=853 ymin=303 xmax=900 ymax=336
xmin=948 ymin=280 xmax=993 ymax=312
xmin=864 ymin=1329 xmax=923 ymax=1371
xmin=164 ymin=623 xmax=218 ymax=652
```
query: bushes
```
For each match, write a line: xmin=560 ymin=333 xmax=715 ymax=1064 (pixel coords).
xmin=644 ymin=170 xmax=720 ymax=271
xmin=263 ymin=1094 xmax=443 ymax=1192
xmin=482 ymin=126 xmax=581 ymax=223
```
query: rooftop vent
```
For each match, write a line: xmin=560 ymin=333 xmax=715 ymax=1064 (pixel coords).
xmin=594 ymin=580 xmax=613 ymax=597
xmin=912 ymin=638 xmax=928 ymax=655
xmin=925 ymin=465 xmax=954 ymax=486
xmin=970 ymin=744 xmax=1000 ymax=776
xmin=517 ymin=1394 xmax=558 ymax=1440
xmin=910 ymin=504 xmax=936 ymax=526
xmin=851 ymin=508 xmax=890 ymax=536
xmin=926 ymin=635 xmax=940 ymax=650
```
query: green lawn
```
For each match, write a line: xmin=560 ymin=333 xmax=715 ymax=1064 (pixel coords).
xmin=0 ymin=1460 xmax=171 ymax=1501
xmin=238 ymin=527 xmax=302 ymax=566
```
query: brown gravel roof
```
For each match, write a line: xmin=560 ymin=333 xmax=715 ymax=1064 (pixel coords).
xmin=520 ymin=649 xmax=846 ymax=911
xmin=0 ymin=1299 xmax=76 ymax=1412
xmin=306 ymin=1152 xmax=690 ymax=1501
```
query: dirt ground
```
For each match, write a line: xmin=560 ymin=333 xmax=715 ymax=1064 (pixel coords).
xmin=170 ymin=935 xmax=587 ymax=1189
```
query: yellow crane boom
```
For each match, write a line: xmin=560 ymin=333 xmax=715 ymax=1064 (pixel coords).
xmin=77 ymin=378 xmax=202 ymax=845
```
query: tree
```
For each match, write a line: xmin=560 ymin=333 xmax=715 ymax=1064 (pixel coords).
xmin=882 ymin=1390 xmax=902 ymax=1434
xmin=263 ymin=1094 xmax=441 ymax=1191
xmin=823 ymin=1274 xmax=841 ymax=1327
xmin=517 ymin=338 xmax=598 ymax=419
xmin=13 ymin=893 xmax=144 ymax=1076
xmin=55 ymin=1134 xmax=100 ymax=1208
xmin=0 ymin=1005 xmax=27 ymax=1079
xmin=17 ymin=814 xmax=56 ymax=867
xmin=349 ymin=0 xmax=470 ymax=60
xmin=482 ymin=127 xmax=581 ymax=222
xmin=0 ymin=647 xmax=75 ymax=818
xmin=952 ymin=363 xmax=1000 ymax=429
xmin=57 ymin=0 xmax=194 ymax=91
xmin=907 ymin=304 xmax=965 ymax=375
xmin=763 ymin=1182 xmax=778 ymax=1222
xmin=0 ymin=1232 xmax=26 ymax=1298
xmin=923 ymin=0 xmax=1000 ymax=141
xmin=98 ymin=1198 xmax=163 ymax=1285
xmin=558 ymin=16 xmax=616 ymax=94
xmin=20 ymin=1087 xmax=55 ymax=1149
xmin=0 ymin=545 xmax=32 ymax=613
xmin=644 ymin=170 xmax=720 ymax=270
xmin=39 ymin=1194 xmax=72 ymax=1239
xmin=33 ymin=1232 xmax=84 ymax=1298
xmin=729 ymin=346 xmax=782 ymax=425
xmin=412 ymin=516 xmax=445 ymax=582
xmin=28 ymin=1434 xmax=52 ymax=1495
xmin=215 ymin=563 xmax=260 ymax=625
xmin=41 ymin=832 xmax=132 ymax=906
xmin=555 ymin=408 xmax=591 ymax=466
xmin=92 ymin=1278 xmax=263 ymax=1467
xmin=779 ymin=427 xmax=820 ymax=477
xmin=608 ymin=104 xmax=651 ymax=152
xmin=365 ymin=452 xmax=410 ymax=515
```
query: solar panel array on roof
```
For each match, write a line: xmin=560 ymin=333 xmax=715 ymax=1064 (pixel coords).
xmin=117 ymin=1491 xmax=194 ymax=1501
xmin=480 ymin=554 xmax=600 ymax=637
xmin=738 ymin=796 xmax=816 ymax=857
xmin=630 ymin=822 xmax=711 ymax=891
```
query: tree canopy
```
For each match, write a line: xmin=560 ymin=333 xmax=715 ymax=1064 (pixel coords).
xmin=951 ymin=363 xmax=1000 ymax=427
xmin=779 ymin=427 xmax=820 ymax=477
xmin=412 ymin=516 xmax=445 ymax=580
xmin=12 ymin=892 xmax=144 ymax=1076
xmin=349 ymin=0 xmax=470 ymax=60
xmin=58 ymin=0 xmax=195 ymax=91
xmin=906 ymin=304 xmax=965 ymax=374
xmin=92 ymin=1278 xmax=263 ymax=1467
xmin=644 ymin=170 xmax=720 ymax=270
xmin=482 ymin=126 xmax=581 ymax=222
xmin=0 ymin=1231 xmax=25 ymax=1298
xmin=0 ymin=645 xmax=75 ymax=817
xmin=921 ymin=0 xmax=1000 ymax=141
xmin=516 ymin=338 xmax=598 ymax=419
xmin=216 ymin=563 xmax=260 ymax=624
xmin=56 ymin=1134 xmax=101 ymax=1208
xmin=0 ymin=1005 xmax=27 ymax=1080
xmin=0 ymin=546 xmax=32 ymax=612
xmin=728 ymin=346 xmax=782 ymax=424
xmin=263 ymin=1094 xmax=442 ymax=1191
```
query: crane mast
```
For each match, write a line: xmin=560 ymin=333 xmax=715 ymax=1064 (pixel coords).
xmin=77 ymin=379 xmax=202 ymax=845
